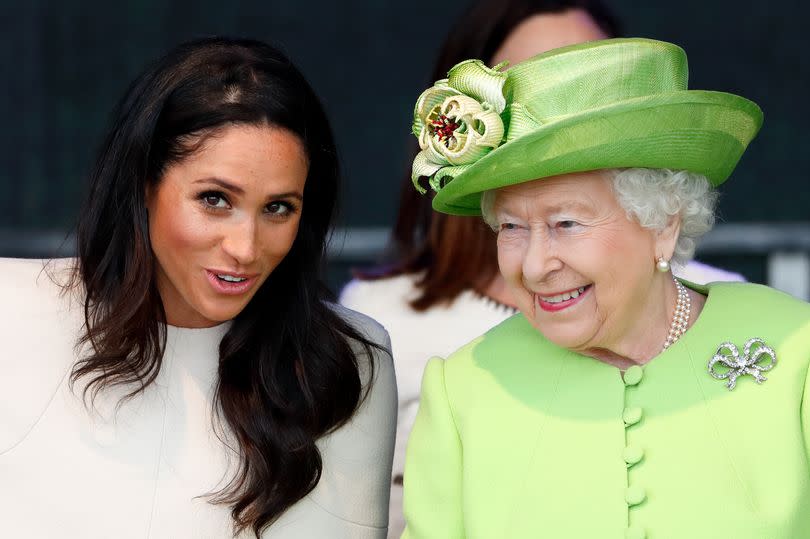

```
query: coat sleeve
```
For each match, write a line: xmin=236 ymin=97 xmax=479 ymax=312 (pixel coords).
xmin=0 ymin=258 xmax=76 ymax=454
xmin=267 ymin=307 xmax=398 ymax=538
xmin=402 ymin=358 xmax=464 ymax=539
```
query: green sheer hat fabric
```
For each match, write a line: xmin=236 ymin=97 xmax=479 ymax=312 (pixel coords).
xmin=410 ymin=38 xmax=763 ymax=216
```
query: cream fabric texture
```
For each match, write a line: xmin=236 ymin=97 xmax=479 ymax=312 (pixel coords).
xmin=0 ymin=257 xmax=396 ymax=538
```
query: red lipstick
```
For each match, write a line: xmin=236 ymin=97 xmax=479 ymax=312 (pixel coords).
xmin=535 ymin=284 xmax=591 ymax=312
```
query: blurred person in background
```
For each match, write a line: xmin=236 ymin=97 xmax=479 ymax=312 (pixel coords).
xmin=0 ymin=37 xmax=396 ymax=538
xmin=402 ymin=37 xmax=810 ymax=538
xmin=339 ymin=0 xmax=741 ymax=535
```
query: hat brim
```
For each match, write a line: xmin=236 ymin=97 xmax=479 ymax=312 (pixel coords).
xmin=432 ymin=90 xmax=763 ymax=215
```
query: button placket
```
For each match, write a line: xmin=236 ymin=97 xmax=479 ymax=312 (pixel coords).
xmin=623 ymin=445 xmax=644 ymax=467
xmin=622 ymin=365 xmax=646 ymax=536
xmin=623 ymin=406 xmax=643 ymax=426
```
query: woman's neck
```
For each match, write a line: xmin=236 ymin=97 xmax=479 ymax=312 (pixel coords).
xmin=583 ymin=284 xmax=706 ymax=370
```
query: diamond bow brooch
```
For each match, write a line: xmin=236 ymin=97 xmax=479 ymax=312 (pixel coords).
xmin=708 ymin=338 xmax=777 ymax=390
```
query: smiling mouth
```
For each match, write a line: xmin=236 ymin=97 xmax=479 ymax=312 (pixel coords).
xmin=205 ymin=269 xmax=257 ymax=295
xmin=535 ymin=284 xmax=592 ymax=312
xmin=539 ymin=285 xmax=588 ymax=303
xmin=215 ymin=273 xmax=248 ymax=283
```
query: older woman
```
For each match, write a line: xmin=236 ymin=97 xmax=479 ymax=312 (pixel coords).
xmin=402 ymin=38 xmax=810 ymax=538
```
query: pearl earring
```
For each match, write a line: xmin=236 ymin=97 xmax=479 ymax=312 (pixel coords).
xmin=656 ymin=256 xmax=670 ymax=273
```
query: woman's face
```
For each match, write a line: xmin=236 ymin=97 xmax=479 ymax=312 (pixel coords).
xmin=491 ymin=9 xmax=608 ymax=66
xmin=493 ymin=171 xmax=672 ymax=354
xmin=147 ymin=124 xmax=308 ymax=328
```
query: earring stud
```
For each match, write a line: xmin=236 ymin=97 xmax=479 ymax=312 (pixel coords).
xmin=656 ymin=256 xmax=670 ymax=273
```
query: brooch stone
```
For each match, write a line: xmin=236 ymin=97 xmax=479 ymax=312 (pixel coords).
xmin=708 ymin=338 xmax=777 ymax=390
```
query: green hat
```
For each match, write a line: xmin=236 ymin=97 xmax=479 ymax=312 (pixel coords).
xmin=410 ymin=38 xmax=763 ymax=216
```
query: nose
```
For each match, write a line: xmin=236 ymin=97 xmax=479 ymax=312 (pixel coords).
xmin=221 ymin=217 xmax=259 ymax=266
xmin=522 ymin=228 xmax=562 ymax=284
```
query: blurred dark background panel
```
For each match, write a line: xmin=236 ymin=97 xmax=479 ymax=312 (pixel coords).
xmin=1 ymin=0 xmax=808 ymax=294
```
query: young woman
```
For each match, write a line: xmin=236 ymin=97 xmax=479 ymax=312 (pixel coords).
xmin=0 ymin=37 xmax=396 ymax=538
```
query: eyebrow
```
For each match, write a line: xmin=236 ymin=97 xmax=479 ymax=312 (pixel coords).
xmin=544 ymin=200 xmax=593 ymax=214
xmin=496 ymin=199 xmax=593 ymax=216
xmin=195 ymin=177 xmax=244 ymax=195
xmin=194 ymin=177 xmax=303 ymax=201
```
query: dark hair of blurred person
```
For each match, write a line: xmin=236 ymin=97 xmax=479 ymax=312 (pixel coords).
xmin=366 ymin=0 xmax=621 ymax=310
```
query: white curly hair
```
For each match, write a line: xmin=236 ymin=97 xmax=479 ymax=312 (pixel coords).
xmin=480 ymin=168 xmax=718 ymax=267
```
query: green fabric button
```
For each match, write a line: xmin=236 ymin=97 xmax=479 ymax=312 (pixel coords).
xmin=623 ymin=366 xmax=644 ymax=386
xmin=623 ymin=446 xmax=644 ymax=466
xmin=626 ymin=485 xmax=647 ymax=506
xmin=623 ymin=407 xmax=643 ymax=426
xmin=625 ymin=526 xmax=647 ymax=539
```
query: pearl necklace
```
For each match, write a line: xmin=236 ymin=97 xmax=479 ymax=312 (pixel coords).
xmin=662 ymin=276 xmax=691 ymax=352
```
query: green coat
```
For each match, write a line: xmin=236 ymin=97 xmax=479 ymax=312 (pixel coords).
xmin=402 ymin=282 xmax=810 ymax=539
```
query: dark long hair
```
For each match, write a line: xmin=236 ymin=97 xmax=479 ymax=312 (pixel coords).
xmin=361 ymin=0 xmax=621 ymax=310
xmin=69 ymin=37 xmax=377 ymax=536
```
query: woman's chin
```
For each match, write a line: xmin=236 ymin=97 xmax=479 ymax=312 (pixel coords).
xmin=199 ymin=305 xmax=244 ymax=325
xmin=173 ymin=298 xmax=247 ymax=328
xmin=530 ymin=321 xmax=595 ymax=352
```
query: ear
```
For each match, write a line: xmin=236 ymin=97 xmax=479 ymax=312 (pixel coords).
xmin=654 ymin=214 xmax=681 ymax=263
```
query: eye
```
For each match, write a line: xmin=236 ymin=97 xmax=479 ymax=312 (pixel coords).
xmin=265 ymin=201 xmax=297 ymax=216
xmin=498 ymin=222 xmax=525 ymax=235
xmin=200 ymin=191 xmax=230 ymax=209
xmin=556 ymin=220 xmax=580 ymax=229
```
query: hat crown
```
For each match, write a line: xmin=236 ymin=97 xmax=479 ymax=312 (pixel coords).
xmin=408 ymin=37 xmax=762 ymax=215
xmin=504 ymin=39 xmax=688 ymax=129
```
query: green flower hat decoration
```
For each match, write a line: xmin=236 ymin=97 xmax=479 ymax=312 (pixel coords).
xmin=409 ymin=38 xmax=763 ymax=216
xmin=411 ymin=59 xmax=508 ymax=193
